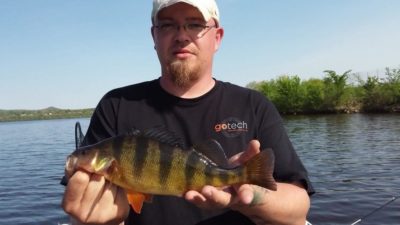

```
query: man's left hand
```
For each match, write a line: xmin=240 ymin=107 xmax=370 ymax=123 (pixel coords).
xmin=184 ymin=140 xmax=267 ymax=210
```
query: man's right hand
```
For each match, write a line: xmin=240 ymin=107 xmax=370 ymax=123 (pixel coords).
xmin=61 ymin=170 xmax=130 ymax=225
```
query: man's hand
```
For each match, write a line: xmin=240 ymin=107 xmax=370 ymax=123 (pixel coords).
xmin=184 ymin=140 xmax=264 ymax=210
xmin=184 ymin=140 xmax=310 ymax=225
xmin=61 ymin=170 xmax=130 ymax=225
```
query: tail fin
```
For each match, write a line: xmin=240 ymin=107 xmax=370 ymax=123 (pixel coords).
xmin=244 ymin=148 xmax=277 ymax=191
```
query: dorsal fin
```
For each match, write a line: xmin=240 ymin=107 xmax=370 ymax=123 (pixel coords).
xmin=75 ymin=121 xmax=85 ymax=149
xmin=128 ymin=126 xmax=184 ymax=148
xmin=193 ymin=139 xmax=232 ymax=169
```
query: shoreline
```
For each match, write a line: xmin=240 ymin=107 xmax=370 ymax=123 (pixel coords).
xmin=1 ymin=107 xmax=399 ymax=123
xmin=0 ymin=107 xmax=94 ymax=122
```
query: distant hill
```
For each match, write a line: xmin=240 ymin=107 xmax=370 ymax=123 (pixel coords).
xmin=0 ymin=107 xmax=94 ymax=122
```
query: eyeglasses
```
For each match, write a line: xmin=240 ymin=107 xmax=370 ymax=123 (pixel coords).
xmin=153 ymin=22 xmax=217 ymax=39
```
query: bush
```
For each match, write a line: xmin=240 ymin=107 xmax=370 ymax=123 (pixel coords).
xmin=302 ymin=79 xmax=325 ymax=113
xmin=246 ymin=67 xmax=400 ymax=114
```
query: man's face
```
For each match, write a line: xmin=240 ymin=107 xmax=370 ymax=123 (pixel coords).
xmin=152 ymin=3 xmax=223 ymax=88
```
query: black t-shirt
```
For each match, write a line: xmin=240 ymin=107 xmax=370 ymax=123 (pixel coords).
xmin=83 ymin=79 xmax=314 ymax=225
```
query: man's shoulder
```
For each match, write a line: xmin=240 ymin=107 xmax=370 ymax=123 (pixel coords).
xmin=217 ymin=80 xmax=266 ymax=100
xmin=103 ymin=79 xmax=159 ymax=99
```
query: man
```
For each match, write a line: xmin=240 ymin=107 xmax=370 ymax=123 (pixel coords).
xmin=62 ymin=0 xmax=314 ymax=224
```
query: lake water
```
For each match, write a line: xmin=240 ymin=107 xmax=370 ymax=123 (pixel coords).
xmin=0 ymin=114 xmax=399 ymax=225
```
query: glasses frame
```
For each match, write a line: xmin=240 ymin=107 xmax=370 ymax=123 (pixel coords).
xmin=153 ymin=22 xmax=217 ymax=39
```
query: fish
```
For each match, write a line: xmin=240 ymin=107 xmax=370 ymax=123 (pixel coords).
xmin=64 ymin=128 xmax=277 ymax=214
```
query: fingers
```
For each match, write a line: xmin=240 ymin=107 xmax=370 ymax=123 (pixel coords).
xmin=234 ymin=184 xmax=269 ymax=209
xmin=90 ymin=182 xmax=128 ymax=223
xmin=185 ymin=186 xmax=237 ymax=209
xmin=185 ymin=190 xmax=207 ymax=206
xmin=61 ymin=170 xmax=129 ymax=224
xmin=235 ymin=184 xmax=255 ymax=205
xmin=228 ymin=140 xmax=261 ymax=166
xmin=114 ymin=186 xmax=130 ymax=219
xmin=62 ymin=170 xmax=90 ymax=214
xmin=80 ymin=174 xmax=106 ymax=220
xmin=239 ymin=140 xmax=261 ymax=163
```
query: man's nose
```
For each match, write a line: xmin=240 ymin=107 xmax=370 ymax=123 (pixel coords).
xmin=174 ymin=25 xmax=191 ymax=42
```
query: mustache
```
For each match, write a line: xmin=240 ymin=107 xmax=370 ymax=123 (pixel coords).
xmin=170 ymin=44 xmax=198 ymax=55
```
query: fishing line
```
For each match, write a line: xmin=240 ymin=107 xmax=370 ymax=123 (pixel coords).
xmin=350 ymin=195 xmax=399 ymax=225
xmin=75 ymin=121 xmax=84 ymax=149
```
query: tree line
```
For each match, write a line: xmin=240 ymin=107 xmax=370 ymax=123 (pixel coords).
xmin=0 ymin=107 xmax=94 ymax=122
xmin=247 ymin=67 xmax=400 ymax=114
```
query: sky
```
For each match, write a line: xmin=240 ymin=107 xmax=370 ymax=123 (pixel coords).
xmin=1 ymin=0 xmax=399 ymax=110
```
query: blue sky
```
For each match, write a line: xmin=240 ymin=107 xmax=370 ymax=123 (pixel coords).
xmin=1 ymin=0 xmax=399 ymax=109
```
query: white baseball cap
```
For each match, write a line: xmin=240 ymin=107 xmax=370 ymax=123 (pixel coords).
xmin=152 ymin=0 xmax=220 ymax=26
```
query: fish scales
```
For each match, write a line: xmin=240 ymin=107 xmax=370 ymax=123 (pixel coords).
xmin=132 ymin=136 xmax=148 ymax=179
xmin=115 ymin=136 xmax=245 ymax=194
xmin=158 ymin=142 xmax=174 ymax=187
xmin=125 ymin=138 xmax=163 ymax=193
xmin=110 ymin=136 xmax=136 ymax=188
xmin=116 ymin=136 xmax=185 ymax=195
xmin=163 ymin=145 xmax=190 ymax=194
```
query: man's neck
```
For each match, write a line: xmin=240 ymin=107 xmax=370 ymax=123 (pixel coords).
xmin=159 ymin=75 xmax=216 ymax=99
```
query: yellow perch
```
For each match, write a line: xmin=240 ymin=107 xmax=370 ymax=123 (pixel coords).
xmin=65 ymin=128 xmax=277 ymax=213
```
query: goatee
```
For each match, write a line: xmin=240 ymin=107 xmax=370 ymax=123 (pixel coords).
xmin=169 ymin=60 xmax=201 ymax=88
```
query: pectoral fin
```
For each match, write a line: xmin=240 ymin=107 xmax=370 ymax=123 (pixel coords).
xmin=93 ymin=157 xmax=114 ymax=173
xmin=126 ymin=191 xmax=153 ymax=214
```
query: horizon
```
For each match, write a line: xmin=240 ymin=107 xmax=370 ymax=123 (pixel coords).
xmin=1 ymin=0 xmax=400 ymax=110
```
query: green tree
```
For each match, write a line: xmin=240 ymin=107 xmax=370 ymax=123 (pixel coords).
xmin=302 ymin=79 xmax=325 ymax=113
xmin=274 ymin=75 xmax=304 ymax=114
xmin=385 ymin=67 xmax=400 ymax=83
xmin=323 ymin=70 xmax=352 ymax=110
xmin=384 ymin=67 xmax=400 ymax=106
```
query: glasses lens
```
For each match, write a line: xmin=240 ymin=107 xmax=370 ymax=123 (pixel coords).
xmin=155 ymin=23 xmax=214 ymax=38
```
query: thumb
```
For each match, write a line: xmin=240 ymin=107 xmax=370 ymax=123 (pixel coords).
xmin=229 ymin=140 xmax=261 ymax=166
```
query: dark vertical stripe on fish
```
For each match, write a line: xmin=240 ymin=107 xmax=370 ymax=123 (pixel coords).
xmin=204 ymin=163 xmax=214 ymax=185
xmin=185 ymin=150 xmax=199 ymax=188
xmin=112 ymin=136 xmax=124 ymax=164
xmin=133 ymin=137 xmax=149 ymax=178
xmin=158 ymin=143 xmax=174 ymax=186
xmin=217 ymin=168 xmax=230 ymax=185
xmin=185 ymin=151 xmax=200 ymax=187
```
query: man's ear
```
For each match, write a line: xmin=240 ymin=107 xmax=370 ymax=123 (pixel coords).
xmin=214 ymin=27 xmax=224 ymax=52
xmin=151 ymin=26 xmax=157 ymax=49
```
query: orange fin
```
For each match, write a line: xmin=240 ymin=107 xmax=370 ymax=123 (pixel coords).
xmin=127 ymin=192 xmax=146 ymax=214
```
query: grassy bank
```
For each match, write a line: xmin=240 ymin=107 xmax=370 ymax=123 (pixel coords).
xmin=0 ymin=107 xmax=94 ymax=122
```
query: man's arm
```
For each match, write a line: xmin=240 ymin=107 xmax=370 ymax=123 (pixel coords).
xmin=185 ymin=140 xmax=311 ymax=225
xmin=236 ymin=182 xmax=310 ymax=225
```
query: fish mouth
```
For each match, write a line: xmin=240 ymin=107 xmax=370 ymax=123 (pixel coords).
xmin=65 ymin=155 xmax=78 ymax=179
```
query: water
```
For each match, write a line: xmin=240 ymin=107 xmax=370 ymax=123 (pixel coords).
xmin=284 ymin=114 xmax=400 ymax=224
xmin=0 ymin=115 xmax=399 ymax=225
xmin=0 ymin=119 xmax=90 ymax=225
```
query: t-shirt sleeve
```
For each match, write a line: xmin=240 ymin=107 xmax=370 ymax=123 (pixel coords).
xmin=253 ymin=93 xmax=315 ymax=195
xmin=82 ymin=91 xmax=119 ymax=146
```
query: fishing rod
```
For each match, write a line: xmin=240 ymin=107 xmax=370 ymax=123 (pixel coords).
xmin=60 ymin=121 xmax=85 ymax=186
xmin=350 ymin=195 xmax=399 ymax=225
